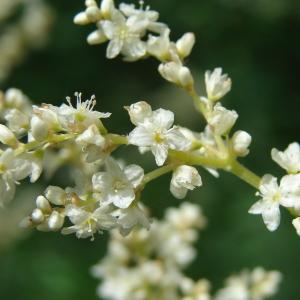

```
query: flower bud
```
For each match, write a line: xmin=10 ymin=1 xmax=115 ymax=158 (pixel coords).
xmin=48 ymin=211 xmax=65 ymax=231
xmin=76 ymin=124 xmax=105 ymax=147
xmin=101 ymin=0 xmax=115 ymax=19
xmin=36 ymin=195 xmax=52 ymax=213
xmin=179 ymin=66 xmax=194 ymax=88
xmin=31 ymin=208 xmax=45 ymax=224
xmin=74 ymin=12 xmax=89 ymax=25
xmin=176 ymin=32 xmax=195 ymax=58
xmin=30 ymin=115 xmax=48 ymax=141
xmin=85 ymin=6 xmax=101 ymax=22
xmin=292 ymin=217 xmax=300 ymax=236
xmin=5 ymin=88 xmax=28 ymax=109
xmin=0 ymin=124 xmax=18 ymax=147
xmin=170 ymin=165 xmax=202 ymax=199
xmin=125 ymin=101 xmax=152 ymax=125
xmin=232 ymin=130 xmax=252 ymax=156
xmin=45 ymin=186 xmax=66 ymax=205
xmin=87 ymin=29 xmax=107 ymax=45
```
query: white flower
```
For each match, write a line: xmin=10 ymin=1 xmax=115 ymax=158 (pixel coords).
xmin=205 ymin=68 xmax=232 ymax=101
xmin=58 ymin=92 xmax=111 ymax=133
xmin=232 ymin=130 xmax=252 ymax=157
xmin=116 ymin=204 xmax=150 ymax=236
xmin=208 ymin=103 xmax=238 ymax=136
xmin=170 ymin=166 xmax=202 ymax=199
xmin=0 ymin=149 xmax=32 ymax=206
xmin=45 ymin=186 xmax=66 ymax=205
xmin=4 ymin=108 xmax=30 ymax=135
xmin=75 ymin=124 xmax=106 ymax=147
xmin=128 ymin=107 xmax=190 ymax=166
xmin=62 ymin=204 xmax=117 ymax=239
xmin=248 ymin=174 xmax=300 ymax=231
xmin=147 ymin=28 xmax=171 ymax=60
xmin=101 ymin=9 xmax=147 ymax=60
xmin=92 ymin=158 xmax=144 ymax=209
xmin=271 ymin=142 xmax=300 ymax=174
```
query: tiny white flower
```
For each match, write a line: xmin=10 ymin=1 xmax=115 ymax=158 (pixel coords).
xmin=116 ymin=204 xmax=150 ymax=236
xmin=271 ymin=142 xmax=300 ymax=174
xmin=30 ymin=115 xmax=48 ymax=141
xmin=170 ymin=165 xmax=202 ymax=199
xmin=128 ymin=108 xmax=190 ymax=166
xmin=208 ymin=103 xmax=238 ymax=136
xmin=205 ymin=68 xmax=232 ymax=101
xmin=147 ymin=28 xmax=171 ymax=60
xmin=92 ymin=158 xmax=144 ymax=209
xmin=232 ymin=130 xmax=252 ymax=157
xmin=45 ymin=186 xmax=66 ymax=205
xmin=62 ymin=204 xmax=117 ymax=239
xmin=101 ymin=10 xmax=147 ymax=60
xmin=248 ymin=174 xmax=300 ymax=231
xmin=75 ymin=124 xmax=106 ymax=147
xmin=4 ymin=108 xmax=30 ymax=135
xmin=58 ymin=92 xmax=111 ymax=133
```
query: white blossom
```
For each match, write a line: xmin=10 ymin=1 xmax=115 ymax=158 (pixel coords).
xmin=62 ymin=204 xmax=117 ymax=240
xmin=128 ymin=106 xmax=190 ymax=166
xmin=248 ymin=174 xmax=300 ymax=231
xmin=92 ymin=157 xmax=144 ymax=209
xmin=208 ymin=103 xmax=238 ymax=136
xmin=170 ymin=165 xmax=202 ymax=199
xmin=0 ymin=124 xmax=18 ymax=147
xmin=205 ymin=68 xmax=232 ymax=101
xmin=271 ymin=142 xmax=300 ymax=174
xmin=124 ymin=101 xmax=152 ymax=126
xmin=176 ymin=32 xmax=195 ymax=59
xmin=101 ymin=9 xmax=147 ymax=60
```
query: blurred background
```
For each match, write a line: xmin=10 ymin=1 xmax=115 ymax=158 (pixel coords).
xmin=0 ymin=0 xmax=300 ymax=299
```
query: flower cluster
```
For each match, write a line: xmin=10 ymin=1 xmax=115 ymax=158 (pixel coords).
xmin=92 ymin=203 xmax=281 ymax=300
xmin=249 ymin=142 xmax=300 ymax=233
xmin=0 ymin=0 xmax=53 ymax=82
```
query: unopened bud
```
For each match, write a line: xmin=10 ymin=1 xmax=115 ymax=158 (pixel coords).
xmin=0 ymin=124 xmax=18 ymax=147
xmin=179 ymin=67 xmax=194 ymax=88
xmin=125 ymin=101 xmax=152 ymax=126
xmin=36 ymin=195 xmax=52 ymax=213
xmin=45 ymin=186 xmax=66 ymax=205
xmin=30 ymin=115 xmax=48 ymax=141
xmin=31 ymin=208 xmax=45 ymax=224
xmin=176 ymin=32 xmax=195 ymax=58
xmin=232 ymin=130 xmax=252 ymax=156
xmin=101 ymin=0 xmax=115 ymax=19
xmin=74 ymin=12 xmax=89 ymax=25
xmin=48 ymin=211 xmax=65 ymax=231
xmin=87 ymin=29 xmax=107 ymax=45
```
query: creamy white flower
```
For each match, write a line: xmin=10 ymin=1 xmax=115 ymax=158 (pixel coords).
xmin=74 ymin=0 xmax=101 ymax=25
xmin=75 ymin=124 xmax=106 ymax=147
xmin=170 ymin=165 xmax=202 ymax=199
xmin=0 ymin=149 xmax=32 ymax=206
xmin=248 ymin=174 xmax=300 ymax=231
xmin=58 ymin=92 xmax=111 ymax=133
xmin=101 ymin=9 xmax=147 ymax=60
xmin=4 ymin=108 xmax=30 ymax=135
xmin=147 ymin=28 xmax=171 ymax=60
xmin=208 ymin=103 xmax=238 ymax=136
xmin=232 ymin=130 xmax=252 ymax=157
xmin=45 ymin=186 xmax=66 ymax=206
xmin=62 ymin=204 xmax=117 ymax=239
xmin=271 ymin=142 xmax=300 ymax=174
xmin=205 ymin=68 xmax=232 ymax=101
xmin=92 ymin=157 xmax=144 ymax=209
xmin=128 ymin=108 xmax=190 ymax=166
xmin=116 ymin=204 xmax=150 ymax=236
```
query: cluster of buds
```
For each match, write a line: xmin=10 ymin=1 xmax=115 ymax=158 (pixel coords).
xmin=92 ymin=203 xmax=281 ymax=300
xmin=0 ymin=0 xmax=53 ymax=82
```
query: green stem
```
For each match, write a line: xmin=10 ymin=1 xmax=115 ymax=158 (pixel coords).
xmin=142 ymin=164 xmax=177 ymax=186
xmin=229 ymin=160 xmax=261 ymax=189
xmin=107 ymin=134 xmax=128 ymax=145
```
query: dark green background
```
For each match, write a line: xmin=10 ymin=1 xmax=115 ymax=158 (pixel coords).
xmin=1 ymin=0 xmax=300 ymax=299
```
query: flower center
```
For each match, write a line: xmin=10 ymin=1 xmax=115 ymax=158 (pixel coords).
xmin=154 ymin=132 xmax=165 ymax=144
